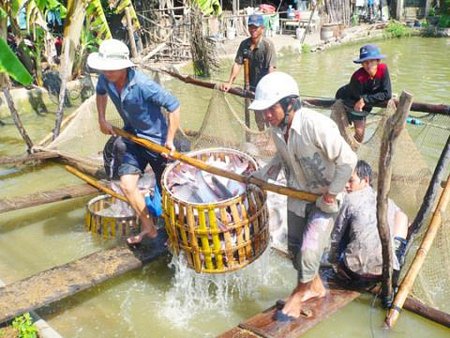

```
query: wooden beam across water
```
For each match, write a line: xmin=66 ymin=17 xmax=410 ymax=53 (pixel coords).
xmin=0 ymin=184 xmax=98 ymax=214
xmin=0 ymin=244 xmax=167 ymax=324
xmin=219 ymin=286 xmax=360 ymax=338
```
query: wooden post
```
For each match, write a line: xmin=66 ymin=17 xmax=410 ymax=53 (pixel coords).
xmin=386 ymin=174 xmax=450 ymax=328
xmin=243 ymin=57 xmax=251 ymax=138
xmin=376 ymin=91 xmax=413 ymax=305
xmin=125 ymin=6 xmax=139 ymax=58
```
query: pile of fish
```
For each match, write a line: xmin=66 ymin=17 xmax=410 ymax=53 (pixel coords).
xmin=166 ymin=154 xmax=254 ymax=203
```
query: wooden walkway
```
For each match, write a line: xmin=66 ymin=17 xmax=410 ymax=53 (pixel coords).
xmin=219 ymin=286 xmax=360 ymax=338
xmin=0 ymin=184 xmax=98 ymax=214
xmin=0 ymin=241 xmax=167 ymax=324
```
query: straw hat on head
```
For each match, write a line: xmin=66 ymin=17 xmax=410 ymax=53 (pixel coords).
xmin=87 ymin=39 xmax=134 ymax=71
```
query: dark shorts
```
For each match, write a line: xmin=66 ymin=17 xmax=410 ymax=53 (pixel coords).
xmin=118 ymin=140 xmax=167 ymax=190
xmin=335 ymin=85 xmax=371 ymax=123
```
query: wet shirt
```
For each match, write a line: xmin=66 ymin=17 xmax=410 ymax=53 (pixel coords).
xmin=341 ymin=63 xmax=392 ymax=110
xmin=330 ymin=186 xmax=401 ymax=276
xmin=235 ymin=37 xmax=276 ymax=90
xmin=255 ymin=107 xmax=357 ymax=217
xmin=96 ymin=68 xmax=180 ymax=145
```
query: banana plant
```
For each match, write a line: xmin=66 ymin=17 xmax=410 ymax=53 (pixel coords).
xmin=0 ymin=37 xmax=33 ymax=86
xmin=0 ymin=37 xmax=34 ymax=152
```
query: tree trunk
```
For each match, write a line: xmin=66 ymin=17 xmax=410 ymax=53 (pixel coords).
xmin=53 ymin=0 xmax=86 ymax=139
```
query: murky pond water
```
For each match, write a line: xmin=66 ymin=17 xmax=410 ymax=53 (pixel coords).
xmin=1 ymin=37 xmax=449 ymax=337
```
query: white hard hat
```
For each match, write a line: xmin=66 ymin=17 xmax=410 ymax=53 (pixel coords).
xmin=87 ymin=39 xmax=134 ymax=71
xmin=248 ymin=72 xmax=300 ymax=110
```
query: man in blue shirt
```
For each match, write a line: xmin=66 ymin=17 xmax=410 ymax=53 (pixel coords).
xmin=88 ymin=39 xmax=181 ymax=245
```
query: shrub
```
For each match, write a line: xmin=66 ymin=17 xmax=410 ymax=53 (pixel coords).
xmin=11 ymin=313 xmax=38 ymax=338
xmin=438 ymin=14 xmax=450 ymax=28
xmin=384 ymin=21 xmax=412 ymax=38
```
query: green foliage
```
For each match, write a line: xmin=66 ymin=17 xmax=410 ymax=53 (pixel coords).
xmin=438 ymin=14 xmax=450 ymax=28
xmin=301 ymin=43 xmax=311 ymax=53
xmin=86 ymin=0 xmax=112 ymax=39
xmin=11 ymin=313 xmax=38 ymax=338
xmin=428 ymin=7 xmax=436 ymax=16
xmin=0 ymin=37 xmax=33 ymax=86
xmin=384 ymin=21 xmax=412 ymax=38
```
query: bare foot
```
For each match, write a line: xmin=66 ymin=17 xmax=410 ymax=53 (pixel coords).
xmin=281 ymin=276 xmax=327 ymax=318
xmin=127 ymin=224 xmax=158 ymax=245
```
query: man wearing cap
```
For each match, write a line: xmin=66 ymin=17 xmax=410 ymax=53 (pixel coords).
xmin=220 ymin=13 xmax=276 ymax=130
xmin=87 ymin=39 xmax=180 ymax=245
xmin=335 ymin=44 xmax=392 ymax=143
xmin=249 ymin=72 xmax=357 ymax=320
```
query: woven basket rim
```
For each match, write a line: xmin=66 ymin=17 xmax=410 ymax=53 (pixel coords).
xmin=162 ymin=147 xmax=261 ymax=206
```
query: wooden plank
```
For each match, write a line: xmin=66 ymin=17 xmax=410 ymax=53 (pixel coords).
xmin=0 ymin=242 xmax=167 ymax=324
xmin=0 ymin=184 xmax=98 ymax=214
xmin=0 ymin=152 xmax=59 ymax=165
xmin=219 ymin=286 xmax=360 ymax=338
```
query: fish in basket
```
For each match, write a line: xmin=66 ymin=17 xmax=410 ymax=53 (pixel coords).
xmin=162 ymin=148 xmax=270 ymax=274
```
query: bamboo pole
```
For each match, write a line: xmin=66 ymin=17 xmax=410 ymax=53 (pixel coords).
xmin=385 ymin=174 xmax=450 ymax=328
xmin=243 ymin=57 xmax=251 ymax=138
xmin=112 ymin=127 xmax=319 ymax=202
xmin=407 ymin=135 xmax=450 ymax=240
xmin=146 ymin=67 xmax=450 ymax=116
xmin=65 ymin=165 xmax=128 ymax=202
xmin=376 ymin=91 xmax=413 ymax=306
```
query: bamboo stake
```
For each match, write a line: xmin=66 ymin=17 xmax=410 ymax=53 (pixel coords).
xmin=385 ymin=174 xmax=450 ymax=328
xmin=377 ymin=91 xmax=413 ymax=306
xmin=112 ymin=127 xmax=318 ymax=202
xmin=65 ymin=165 xmax=128 ymax=202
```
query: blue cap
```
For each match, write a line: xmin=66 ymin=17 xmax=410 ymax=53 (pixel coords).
xmin=353 ymin=44 xmax=386 ymax=63
xmin=248 ymin=14 xmax=265 ymax=27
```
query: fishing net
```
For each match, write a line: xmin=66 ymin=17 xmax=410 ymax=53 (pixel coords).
xmin=39 ymin=74 xmax=450 ymax=313
xmin=331 ymin=100 xmax=450 ymax=314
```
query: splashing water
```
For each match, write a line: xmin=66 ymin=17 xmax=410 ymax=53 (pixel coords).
xmin=158 ymin=249 xmax=291 ymax=329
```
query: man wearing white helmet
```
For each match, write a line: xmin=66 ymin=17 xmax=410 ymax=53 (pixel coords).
xmin=87 ymin=39 xmax=181 ymax=245
xmin=249 ymin=72 xmax=357 ymax=320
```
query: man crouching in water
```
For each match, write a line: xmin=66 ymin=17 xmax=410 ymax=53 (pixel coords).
xmin=249 ymin=72 xmax=357 ymax=320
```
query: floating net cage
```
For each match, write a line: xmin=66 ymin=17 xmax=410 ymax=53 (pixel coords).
xmin=41 ymin=71 xmax=449 ymax=313
xmin=85 ymin=194 xmax=138 ymax=239
xmin=162 ymin=148 xmax=269 ymax=274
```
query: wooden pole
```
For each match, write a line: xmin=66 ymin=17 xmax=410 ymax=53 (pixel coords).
xmin=0 ymin=184 xmax=98 ymax=214
xmin=2 ymin=86 xmax=34 ymax=152
xmin=376 ymin=91 xmax=413 ymax=306
xmin=112 ymin=127 xmax=319 ymax=202
xmin=125 ymin=6 xmax=139 ymax=58
xmin=243 ymin=57 xmax=251 ymax=138
xmin=300 ymin=4 xmax=316 ymax=44
xmin=65 ymin=165 xmax=128 ymax=202
xmin=146 ymin=67 xmax=450 ymax=116
xmin=386 ymin=174 xmax=450 ymax=328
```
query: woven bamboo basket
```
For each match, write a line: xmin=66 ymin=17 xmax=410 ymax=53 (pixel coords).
xmin=162 ymin=148 xmax=269 ymax=274
xmin=85 ymin=194 xmax=138 ymax=239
